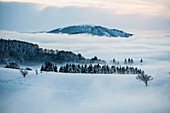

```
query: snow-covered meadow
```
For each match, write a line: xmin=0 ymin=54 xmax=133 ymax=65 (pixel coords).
xmin=0 ymin=30 xmax=170 ymax=113
xmin=0 ymin=67 xmax=170 ymax=113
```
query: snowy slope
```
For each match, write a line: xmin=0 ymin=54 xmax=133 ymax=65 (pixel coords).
xmin=0 ymin=67 xmax=170 ymax=113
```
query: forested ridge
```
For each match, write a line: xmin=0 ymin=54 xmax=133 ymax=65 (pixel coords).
xmin=0 ymin=39 xmax=104 ymax=64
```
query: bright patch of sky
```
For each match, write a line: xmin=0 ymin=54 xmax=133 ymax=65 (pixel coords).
xmin=0 ymin=0 xmax=170 ymax=32
xmin=1 ymin=0 xmax=170 ymax=16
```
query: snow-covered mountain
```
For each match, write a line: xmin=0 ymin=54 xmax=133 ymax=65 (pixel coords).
xmin=47 ymin=25 xmax=133 ymax=38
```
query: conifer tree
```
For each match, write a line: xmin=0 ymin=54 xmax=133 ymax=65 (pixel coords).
xmin=59 ymin=66 xmax=64 ymax=72
xmin=140 ymin=59 xmax=143 ymax=63
xmin=113 ymin=59 xmax=116 ymax=64
xmin=130 ymin=59 xmax=134 ymax=64
xmin=128 ymin=58 xmax=131 ymax=64
xmin=40 ymin=65 xmax=44 ymax=72
xmin=54 ymin=65 xmax=58 ymax=72
xmin=88 ymin=64 xmax=93 ymax=73
xmin=124 ymin=58 xmax=127 ymax=64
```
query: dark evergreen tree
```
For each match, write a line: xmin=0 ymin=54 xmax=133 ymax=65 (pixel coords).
xmin=106 ymin=65 xmax=110 ymax=74
xmin=111 ymin=66 xmax=116 ymax=73
xmin=113 ymin=59 xmax=116 ymax=64
xmin=93 ymin=65 xmax=97 ymax=73
xmin=140 ymin=59 xmax=143 ymax=63
xmin=126 ymin=66 xmax=129 ymax=74
xmin=124 ymin=59 xmax=127 ymax=64
xmin=59 ymin=66 xmax=64 ymax=72
xmin=97 ymin=64 xmax=101 ymax=73
xmin=70 ymin=64 xmax=75 ymax=73
xmin=128 ymin=58 xmax=131 ymax=64
xmin=88 ymin=64 xmax=93 ymax=73
xmin=130 ymin=59 xmax=134 ymax=64
xmin=84 ymin=64 xmax=88 ymax=73
xmin=101 ymin=65 xmax=105 ymax=74
xmin=54 ymin=65 xmax=58 ymax=72
xmin=122 ymin=67 xmax=125 ymax=74
xmin=77 ymin=64 xmax=81 ymax=73
xmin=81 ymin=65 xmax=85 ymax=73
xmin=64 ymin=64 xmax=69 ymax=73
xmin=116 ymin=67 xmax=119 ymax=74
xmin=40 ymin=65 xmax=44 ymax=72
xmin=135 ymin=67 xmax=138 ymax=74
xmin=44 ymin=62 xmax=54 ymax=71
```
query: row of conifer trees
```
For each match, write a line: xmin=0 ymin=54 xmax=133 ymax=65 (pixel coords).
xmin=58 ymin=63 xmax=144 ymax=74
xmin=40 ymin=62 xmax=144 ymax=74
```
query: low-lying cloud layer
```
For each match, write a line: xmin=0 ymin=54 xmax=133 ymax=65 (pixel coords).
xmin=1 ymin=30 xmax=170 ymax=61
xmin=1 ymin=30 xmax=170 ymax=75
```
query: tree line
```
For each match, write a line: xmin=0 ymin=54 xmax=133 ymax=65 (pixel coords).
xmin=112 ymin=58 xmax=143 ymax=65
xmin=59 ymin=63 xmax=144 ymax=74
xmin=40 ymin=62 xmax=144 ymax=74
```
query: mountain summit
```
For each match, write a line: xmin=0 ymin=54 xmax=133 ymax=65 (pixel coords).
xmin=47 ymin=25 xmax=133 ymax=38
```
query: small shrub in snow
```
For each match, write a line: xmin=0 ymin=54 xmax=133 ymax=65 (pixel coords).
xmin=25 ymin=67 xmax=32 ymax=71
xmin=20 ymin=69 xmax=28 ymax=77
xmin=35 ymin=69 xmax=38 ymax=75
xmin=136 ymin=74 xmax=153 ymax=86
xmin=5 ymin=62 xmax=20 ymax=69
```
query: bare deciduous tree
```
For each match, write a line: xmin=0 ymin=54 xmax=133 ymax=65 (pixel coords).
xmin=20 ymin=69 xmax=28 ymax=77
xmin=136 ymin=74 xmax=153 ymax=86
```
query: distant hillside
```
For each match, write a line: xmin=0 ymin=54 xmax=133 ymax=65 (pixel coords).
xmin=0 ymin=39 xmax=105 ymax=64
xmin=47 ymin=25 xmax=133 ymax=38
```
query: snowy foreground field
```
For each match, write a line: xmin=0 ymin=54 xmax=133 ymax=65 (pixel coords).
xmin=0 ymin=68 xmax=170 ymax=113
xmin=0 ymin=30 xmax=170 ymax=113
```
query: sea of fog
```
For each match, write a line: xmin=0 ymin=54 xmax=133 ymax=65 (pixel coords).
xmin=0 ymin=30 xmax=170 ymax=76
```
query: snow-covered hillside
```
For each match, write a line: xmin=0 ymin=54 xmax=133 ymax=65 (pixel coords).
xmin=0 ymin=67 xmax=170 ymax=113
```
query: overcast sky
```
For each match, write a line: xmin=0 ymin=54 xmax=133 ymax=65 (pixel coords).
xmin=0 ymin=0 xmax=170 ymax=33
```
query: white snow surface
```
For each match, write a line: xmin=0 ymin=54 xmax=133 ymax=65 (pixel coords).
xmin=0 ymin=68 xmax=170 ymax=113
xmin=0 ymin=30 xmax=170 ymax=113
